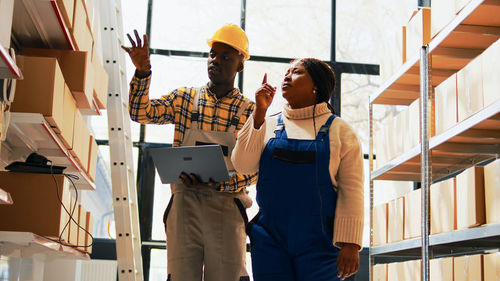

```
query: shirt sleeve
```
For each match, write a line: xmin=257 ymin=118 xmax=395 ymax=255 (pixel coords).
xmin=128 ymin=73 xmax=177 ymax=124
xmin=332 ymin=121 xmax=365 ymax=250
xmin=219 ymin=172 xmax=258 ymax=193
xmin=231 ymin=115 xmax=268 ymax=174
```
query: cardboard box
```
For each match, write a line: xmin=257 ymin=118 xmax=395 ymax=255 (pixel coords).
xmin=372 ymin=264 xmax=387 ymax=281
xmin=0 ymin=172 xmax=71 ymax=239
xmin=375 ymin=121 xmax=392 ymax=169
xmin=373 ymin=203 xmax=388 ymax=246
xmin=92 ymin=52 xmax=109 ymax=109
xmin=84 ymin=0 xmax=94 ymax=28
xmin=375 ymin=115 xmax=395 ymax=169
xmin=404 ymin=188 xmax=421 ymax=239
xmin=71 ymin=0 xmax=94 ymax=53
xmin=482 ymin=39 xmax=500 ymax=108
xmin=403 ymin=260 xmax=421 ymax=281
xmin=391 ymin=113 xmax=404 ymax=159
xmin=431 ymin=0 xmax=456 ymax=38
xmin=457 ymin=56 xmax=484 ymax=122
xmin=374 ymin=126 xmax=387 ymax=169
xmin=406 ymin=8 xmax=431 ymax=62
xmin=21 ymin=48 xmax=94 ymax=110
xmin=91 ymin=6 xmax=102 ymax=60
xmin=484 ymin=159 xmax=500 ymax=224
xmin=84 ymin=211 xmax=94 ymax=254
xmin=380 ymin=26 xmax=405 ymax=82
xmin=399 ymin=108 xmax=411 ymax=154
xmin=77 ymin=204 xmax=86 ymax=251
xmin=431 ymin=178 xmax=456 ymax=234
xmin=388 ymin=197 xmax=404 ymax=243
xmin=484 ymin=252 xmax=500 ymax=281
xmin=430 ymin=257 xmax=453 ymax=281
xmin=87 ymin=136 xmax=98 ymax=181
xmin=385 ymin=116 xmax=397 ymax=163
xmin=408 ymin=98 xmax=420 ymax=149
xmin=68 ymin=194 xmax=79 ymax=246
xmin=456 ymin=166 xmax=485 ymax=230
xmin=57 ymin=83 xmax=77 ymax=149
xmin=56 ymin=0 xmax=75 ymax=29
xmin=435 ymin=74 xmax=458 ymax=135
xmin=453 ymin=255 xmax=482 ymax=281
xmin=11 ymin=56 xmax=65 ymax=130
xmin=387 ymin=262 xmax=405 ymax=281
xmin=71 ymin=110 xmax=91 ymax=169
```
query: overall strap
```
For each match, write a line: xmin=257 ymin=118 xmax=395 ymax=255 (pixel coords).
xmin=273 ymin=114 xmax=287 ymax=139
xmin=190 ymin=87 xmax=201 ymax=127
xmin=227 ymin=98 xmax=251 ymax=133
xmin=315 ymin=114 xmax=337 ymax=140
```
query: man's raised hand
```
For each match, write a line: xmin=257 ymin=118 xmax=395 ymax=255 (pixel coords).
xmin=121 ymin=29 xmax=151 ymax=73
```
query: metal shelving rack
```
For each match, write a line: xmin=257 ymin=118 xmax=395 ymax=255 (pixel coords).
xmin=9 ymin=0 xmax=101 ymax=115
xmin=369 ymin=0 xmax=500 ymax=280
xmin=0 ymin=112 xmax=96 ymax=190
xmin=0 ymin=0 xmax=21 ymax=79
xmin=0 ymin=44 xmax=21 ymax=79
xmin=0 ymin=231 xmax=90 ymax=260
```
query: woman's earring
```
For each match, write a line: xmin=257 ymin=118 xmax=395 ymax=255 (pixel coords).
xmin=313 ymin=89 xmax=317 ymax=95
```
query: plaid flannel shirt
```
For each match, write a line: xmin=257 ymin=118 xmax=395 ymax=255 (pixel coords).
xmin=128 ymin=73 xmax=257 ymax=192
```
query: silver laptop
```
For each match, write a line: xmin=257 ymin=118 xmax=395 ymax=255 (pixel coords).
xmin=150 ymin=145 xmax=230 ymax=184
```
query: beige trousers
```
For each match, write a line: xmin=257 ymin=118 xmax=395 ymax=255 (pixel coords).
xmin=165 ymin=184 xmax=252 ymax=281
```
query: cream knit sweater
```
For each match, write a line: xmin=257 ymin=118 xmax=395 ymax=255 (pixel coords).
xmin=231 ymin=102 xmax=364 ymax=249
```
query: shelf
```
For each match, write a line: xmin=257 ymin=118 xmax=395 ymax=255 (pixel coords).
xmin=370 ymin=0 xmax=500 ymax=106
xmin=11 ymin=0 xmax=75 ymax=50
xmin=0 ymin=187 xmax=13 ymax=205
xmin=0 ymin=113 xmax=95 ymax=190
xmin=0 ymin=231 xmax=89 ymax=260
xmin=370 ymin=56 xmax=421 ymax=105
xmin=371 ymin=99 xmax=500 ymax=182
xmin=0 ymin=44 xmax=22 ymax=79
xmin=371 ymin=223 xmax=500 ymax=258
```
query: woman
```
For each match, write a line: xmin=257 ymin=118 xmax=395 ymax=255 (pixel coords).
xmin=231 ymin=58 xmax=364 ymax=281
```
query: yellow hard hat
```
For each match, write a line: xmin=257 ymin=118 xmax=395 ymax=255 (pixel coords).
xmin=207 ymin=24 xmax=250 ymax=60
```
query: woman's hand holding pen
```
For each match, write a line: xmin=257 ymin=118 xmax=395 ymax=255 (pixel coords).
xmin=253 ymin=73 xmax=276 ymax=129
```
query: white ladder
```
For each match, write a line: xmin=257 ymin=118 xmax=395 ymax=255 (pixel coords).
xmin=96 ymin=0 xmax=143 ymax=280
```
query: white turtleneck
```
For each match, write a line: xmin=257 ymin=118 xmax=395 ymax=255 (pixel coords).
xmin=231 ymin=102 xmax=364 ymax=249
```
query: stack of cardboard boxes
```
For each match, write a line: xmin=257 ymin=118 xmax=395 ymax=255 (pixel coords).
xmin=374 ymin=98 xmax=420 ymax=169
xmin=435 ymin=39 xmax=500 ymax=135
xmin=376 ymin=38 xmax=500 ymax=170
xmin=0 ymin=172 xmax=94 ymax=253
xmin=0 ymin=0 xmax=108 ymax=253
xmin=373 ymin=158 xmax=499 ymax=244
xmin=372 ymin=1 xmax=500 ymax=279
xmin=373 ymin=253 xmax=500 ymax=281
xmin=372 ymin=252 xmax=500 ymax=281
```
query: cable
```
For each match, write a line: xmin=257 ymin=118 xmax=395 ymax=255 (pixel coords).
xmin=48 ymin=160 xmax=94 ymax=249
xmin=64 ymin=172 xmax=94 ymax=248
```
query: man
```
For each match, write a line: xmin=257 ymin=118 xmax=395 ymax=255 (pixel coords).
xmin=122 ymin=25 xmax=256 ymax=281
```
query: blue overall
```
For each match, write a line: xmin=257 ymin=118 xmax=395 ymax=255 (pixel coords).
xmin=248 ymin=114 xmax=340 ymax=281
